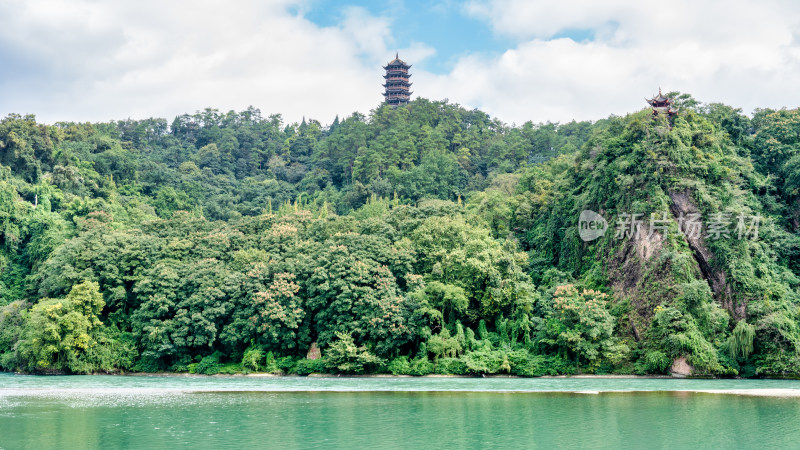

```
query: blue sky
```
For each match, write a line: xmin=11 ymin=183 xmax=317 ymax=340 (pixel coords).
xmin=301 ymin=0 xmax=515 ymax=73
xmin=1 ymin=0 xmax=799 ymax=125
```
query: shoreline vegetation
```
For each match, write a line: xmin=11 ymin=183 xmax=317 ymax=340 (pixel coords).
xmin=5 ymin=370 xmax=800 ymax=381
xmin=0 ymin=97 xmax=799 ymax=379
xmin=2 ymin=371 xmax=667 ymax=378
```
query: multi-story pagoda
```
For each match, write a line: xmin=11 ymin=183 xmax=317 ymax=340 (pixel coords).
xmin=646 ymin=88 xmax=677 ymax=117
xmin=383 ymin=53 xmax=412 ymax=107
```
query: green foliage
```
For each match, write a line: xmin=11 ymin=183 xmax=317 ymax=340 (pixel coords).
xmin=276 ymin=356 xmax=297 ymax=373
xmin=427 ymin=327 xmax=462 ymax=360
xmin=726 ymin=320 xmax=755 ymax=359
xmin=387 ymin=356 xmax=411 ymax=375
xmin=434 ymin=357 xmax=467 ymax=375
xmin=0 ymin=101 xmax=797 ymax=377
xmin=506 ymin=351 xmax=549 ymax=376
xmin=410 ymin=214 xmax=534 ymax=321
xmin=463 ymin=348 xmax=510 ymax=374
xmin=217 ymin=362 xmax=241 ymax=375
xmin=408 ymin=356 xmax=434 ymax=375
xmin=241 ymin=346 xmax=263 ymax=372
xmin=420 ymin=281 xmax=468 ymax=324
xmin=0 ymin=301 xmax=28 ymax=369
xmin=293 ymin=358 xmax=326 ymax=375
xmin=324 ymin=332 xmax=385 ymax=374
xmin=191 ymin=351 xmax=223 ymax=375
xmin=263 ymin=351 xmax=280 ymax=373
xmin=644 ymin=350 xmax=672 ymax=374
xmin=538 ymin=285 xmax=626 ymax=367
xmin=388 ymin=353 xmax=433 ymax=376
xmin=307 ymin=242 xmax=411 ymax=357
xmin=13 ymin=281 xmax=119 ymax=373
xmin=648 ymin=305 xmax=724 ymax=374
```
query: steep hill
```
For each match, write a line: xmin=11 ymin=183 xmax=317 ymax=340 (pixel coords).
xmin=509 ymin=109 xmax=800 ymax=375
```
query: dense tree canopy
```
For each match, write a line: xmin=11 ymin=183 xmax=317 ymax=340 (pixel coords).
xmin=0 ymin=97 xmax=798 ymax=377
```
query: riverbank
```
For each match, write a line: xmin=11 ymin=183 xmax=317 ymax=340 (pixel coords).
xmin=3 ymin=372 xmax=800 ymax=398
xmin=95 ymin=371 xmax=676 ymax=379
xmin=2 ymin=370 xmax=785 ymax=380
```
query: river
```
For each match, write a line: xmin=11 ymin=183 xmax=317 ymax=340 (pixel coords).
xmin=2 ymin=374 xmax=800 ymax=448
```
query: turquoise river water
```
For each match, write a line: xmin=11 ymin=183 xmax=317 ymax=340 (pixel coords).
xmin=2 ymin=373 xmax=800 ymax=449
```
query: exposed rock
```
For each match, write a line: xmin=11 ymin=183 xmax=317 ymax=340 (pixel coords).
xmin=609 ymin=227 xmax=675 ymax=335
xmin=603 ymin=188 xmax=747 ymax=337
xmin=670 ymin=356 xmax=694 ymax=377
xmin=306 ymin=342 xmax=321 ymax=360
xmin=668 ymin=190 xmax=743 ymax=319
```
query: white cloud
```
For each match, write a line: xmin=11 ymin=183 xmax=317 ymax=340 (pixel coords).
xmin=427 ymin=0 xmax=800 ymax=123
xmin=0 ymin=0 xmax=431 ymax=124
xmin=1 ymin=0 xmax=799 ymax=126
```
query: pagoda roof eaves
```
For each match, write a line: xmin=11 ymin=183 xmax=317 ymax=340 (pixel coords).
xmin=384 ymin=52 xmax=411 ymax=68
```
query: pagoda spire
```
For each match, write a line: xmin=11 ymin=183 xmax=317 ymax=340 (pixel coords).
xmin=383 ymin=53 xmax=412 ymax=107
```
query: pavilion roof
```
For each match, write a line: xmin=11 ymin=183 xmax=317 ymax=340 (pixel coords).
xmin=646 ymin=87 xmax=672 ymax=104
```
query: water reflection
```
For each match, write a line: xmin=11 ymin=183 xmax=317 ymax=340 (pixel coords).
xmin=2 ymin=391 xmax=799 ymax=449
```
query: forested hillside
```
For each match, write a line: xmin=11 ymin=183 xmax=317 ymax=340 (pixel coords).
xmin=0 ymin=97 xmax=798 ymax=377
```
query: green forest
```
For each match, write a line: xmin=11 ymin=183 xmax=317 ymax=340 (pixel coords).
xmin=0 ymin=96 xmax=798 ymax=377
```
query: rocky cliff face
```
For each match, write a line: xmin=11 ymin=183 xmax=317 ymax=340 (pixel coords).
xmin=605 ymin=188 xmax=746 ymax=342
xmin=668 ymin=190 xmax=742 ymax=319
xmin=609 ymin=226 xmax=669 ymax=339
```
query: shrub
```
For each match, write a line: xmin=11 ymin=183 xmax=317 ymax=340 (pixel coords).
xmin=264 ymin=351 xmax=280 ymax=373
xmin=644 ymin=350 xmax=671 ymax=374
xmin=277 ymin=356 xmax=297 ymax=373
xmin=387 ymin=356 xmax=411 ymax=375
xmin=726 ymin=320 xmax=755 ymax=359
xmin=240 ymin=346 xmax=263 ymax=372
xmin=428 ymin=328 xmax=462 ymax=360
xmin=15 ymin=281 xmax=111 ymax=374
xmin=408 ymin=355 xmax=434 ymax=375
xmin=193 ymin=352 xmax=223 ymax=375
xmin=324 ymin=332 xmax=385 ymax=374
xmin=435 ymin=357 xmax=467 ymax=375
xmin=507 ymin=350 xmax=547 ymax=376
xmin=217 ymin=363 xmax=241 ymax=375
xmin=293 ymin=357 xmax=326 ymax=375
xmin=539 ymin=284 xmax=623 ymax=367
xmin=463 ymin=349 xmax=509 ymax=374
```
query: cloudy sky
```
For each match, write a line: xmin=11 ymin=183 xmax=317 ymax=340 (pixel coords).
xmin=2 ymin=0 xmax=800 ymax=125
